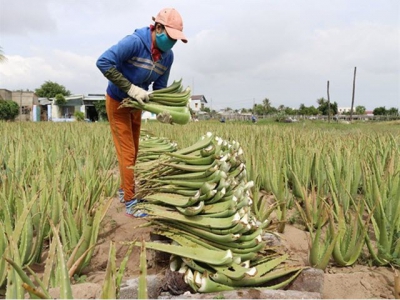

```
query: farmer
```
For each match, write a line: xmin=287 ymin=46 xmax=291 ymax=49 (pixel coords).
xmin=96 ymin=8 xmax=187 ymax=218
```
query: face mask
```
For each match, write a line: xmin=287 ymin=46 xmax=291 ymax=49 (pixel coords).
xmin=156 ymin=31 xmax=177 ymax=52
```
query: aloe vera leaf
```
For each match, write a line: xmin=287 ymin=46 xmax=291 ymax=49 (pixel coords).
xmin=202 ymin=197 xmax=236 ymax=214
xmin=176 ymin=201 xmax=205 ymax=216
xmin=140 ymin=204 xmax=241 ymax=229
xmin=174 ymin=132 xmax=215 ymax=155
xmin=138 ymin=241 xmax=148 ymax=299
xmin=5 ymin=233 xmax=25 ymax=299
xmin=161 ymin=220 xmax=241 ymax=243
xmin=135 ymin=241 xmax=233 ymax=266
xmin=79 ymin=200 xmax=113 ymax=273
xmin=150 ymin=178 xmax=205 ymax=189
xmin=142 ymin=193 xmax=195 ymax=207
xmin=0 ymin=223 xmax=8 ymax=287
xmin=68 ymin=245 xmax=96 ymax=278
xmin=169 ymin=255 xmax=183 ymax=272
xmin=181 ymin=257 xmax=210 ymax=273
xmin=209 ymin=262 xmax=255 ymax=280
xmin=198 ymin=271 xmax=235 ymax=293
xmin=26 ymin=266 xmax=52 ymax=299
xmin=101 ymin=241 xmax=117 ymax=299
xmin=312 ymin=222 xmax=338 ymax=270
xmin=50 ymin=223 xmax=73 ymax=299
xmin=252 ymin=268 xmax=303 ymax=290
xmin=200 ymin=209 xmax=238 ymax=218
xmin=155 ymin=187 xmax=198 ymax=197
xmin=161 ymin=160 xmax=217 ymax=172
xmin=152 ymin=229 xmax=220 ymax=251
xmin=4 ymin=257 xmax=47 ymax=299
xmin=202 ymin=235 xmax=265 ymax=254
xmin=212 ymin=266 xmax=303 ymax=287
xmin=10 ymin=192 xmax=38 ymax=249
xmin=21 ymin=283 xmax=49 ymax=299
xmin=213 ymin=236 xmax=261 ymax=250
xmin=116 ymin=243 xmax=134 ymax=298
xmin=42 ymin=230 xmax=57 ymax=291
xmin=161 ymin=169 xmax=216 ymax=180
xmin=250 ymin=254 xmax=289 ymax=277
xmin=237 ymin=228 xmax=262 ymax=242
xmin=184 ymin=268 xmax=200 ymax=292
xmin=190 ymin=222 xmax=245 ymax=235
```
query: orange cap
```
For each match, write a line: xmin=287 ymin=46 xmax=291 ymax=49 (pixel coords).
xmin=153 ymin=8 xmax=188 ymax=43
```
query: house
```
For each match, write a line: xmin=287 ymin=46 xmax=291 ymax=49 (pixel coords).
xmin=190 ymin=95 xmax=208 ymax=112
xmin=43 ymin=94 xmax=157 ymax=122
xmin=337 ymin=107 xmax=353 ymax=115
xmin=0 ymin=89 xmax=38 ymax=121
xmin=40 ymin=94 xmax=106 ymax=122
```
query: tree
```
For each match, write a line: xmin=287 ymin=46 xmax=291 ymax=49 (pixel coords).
xmin=355 ymin=106 xmax=366 ymax=115
xmin=317 ymin=97 xmax=326 ymax=106
xmin=284 ymin=107 xmax=297 ymax=115
xmin=0 ymin=100 xmax=19 ymax=121
xmin=55 ymin=94 xmax=66 ymax=105
xmin=317 ymin=97 xmax=338 ymax=116
xmin=262 ymin=98 xmax=271 ymax=114
xmin=253 ymin=104 xmax=265 ymax=116
xmin=35 ymin=81 xmax=71 ymax=98
xmin=387 ymin=107 xmax=399 ymax=116
xmin=373 ymin=106 xmax=386 ymax=115
xmin=298 ymin=104 xmax=319 ymax=116
xmin=298 ymin=104 xmax=308 ymax=115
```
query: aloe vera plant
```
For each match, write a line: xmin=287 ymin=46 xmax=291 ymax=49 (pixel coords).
xmin=1 ymin=118 xmax=399 ymax=297
xmin=362 ymin=156 xmax=400 ymax=266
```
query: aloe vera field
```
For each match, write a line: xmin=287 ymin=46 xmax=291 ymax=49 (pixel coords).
xmin=0 ymin=119 xmax=399 ymax=299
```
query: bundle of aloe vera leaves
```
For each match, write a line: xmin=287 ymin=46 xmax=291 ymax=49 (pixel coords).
xmin=132 ymin=132 xmax=304 ymax=293
xmin=120 ymin=79 xmax=192 ymax=125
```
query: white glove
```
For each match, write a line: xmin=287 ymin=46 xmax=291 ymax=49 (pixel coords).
xmin=127 ymin=84 xmax=149 ymax=106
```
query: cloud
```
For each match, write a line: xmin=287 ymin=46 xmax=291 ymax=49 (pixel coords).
xmin=0 ymin=0 xmax=398 ymax=111
xmin=0 ymin=0 xmax=57 ymax=36
xmin=0 ymin=51 xmax=105 ymax=94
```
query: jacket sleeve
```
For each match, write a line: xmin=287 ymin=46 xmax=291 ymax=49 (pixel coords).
xmin=96 ymin=35 xmax=138 ymax=92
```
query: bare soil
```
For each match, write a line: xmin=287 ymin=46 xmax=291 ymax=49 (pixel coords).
xmin=74 ymin=196 xmax=397 ymax=299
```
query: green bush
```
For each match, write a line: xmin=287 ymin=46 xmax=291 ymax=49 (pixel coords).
xmin=73 ymin=111 xmax=85 ymax=121
xmin=55 ymin=94 xmax=66 ymax=106
xmin=0 ymin=100 xmax=19 ymax=121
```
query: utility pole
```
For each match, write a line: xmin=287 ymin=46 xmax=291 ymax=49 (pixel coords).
xmin=20 ymin=91 xmax=22 ymax=122
xmin=350 ymin=67 xmax=357 ymax=122
xmin=327 ymin=81 xmax=331 ymax=123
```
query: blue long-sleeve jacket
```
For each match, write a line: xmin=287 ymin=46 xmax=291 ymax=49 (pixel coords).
xmin=96 ymin=27 xmax=174 ymax=101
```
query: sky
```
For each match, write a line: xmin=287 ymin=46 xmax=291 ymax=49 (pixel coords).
xmin=0 ymin=0 xmax=399 ymax=111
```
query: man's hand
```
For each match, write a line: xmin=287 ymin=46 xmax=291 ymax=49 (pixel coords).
xmin=127 ymin=84 xmax=149 ymax=106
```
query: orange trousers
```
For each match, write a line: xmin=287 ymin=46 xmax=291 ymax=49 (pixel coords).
xmin=106 ymin=94 xmax=142 ymax=201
